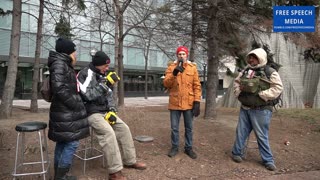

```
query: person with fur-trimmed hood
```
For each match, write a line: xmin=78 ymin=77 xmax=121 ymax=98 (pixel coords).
xmin=231 ymin=48 xmax=283 ymax=171
xmin=163 ymin=46 xmax=202 ymax=159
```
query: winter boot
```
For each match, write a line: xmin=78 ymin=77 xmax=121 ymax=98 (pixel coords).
xmin=55 ymin=167 xmax=77 ymax=180
xmin=168 ymin=147 xmax=178 ymax=157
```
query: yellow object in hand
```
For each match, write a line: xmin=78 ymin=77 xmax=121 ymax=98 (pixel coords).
xmin=104 ymin=111 xmax=117 ymax=125
xmin=106 ymin=72 xmax=120 ymax=85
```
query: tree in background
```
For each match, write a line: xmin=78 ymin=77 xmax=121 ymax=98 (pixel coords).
xmin=113 ymin=0 xmax=154 ymax=106
xmin=30 ymin=0 xmax=45 ymax=113
xmin=54 ymin=0 xmax=86 ymax=39
xmin=55 ymin=15 xmax=74 ymax=39
xmin=0 ymin=0 xmax=22 ymax=119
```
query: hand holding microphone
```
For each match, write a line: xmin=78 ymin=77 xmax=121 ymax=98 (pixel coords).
xmin=173 ymin=58 xmax=185 ymax=76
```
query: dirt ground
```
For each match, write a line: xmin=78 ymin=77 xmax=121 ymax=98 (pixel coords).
xmin=0 ymin=104 xmax=319 ymax=180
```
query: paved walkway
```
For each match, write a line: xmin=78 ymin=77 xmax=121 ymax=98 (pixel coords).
xmin=7 ymin=96 xmax=213 ymax=109
xmin=10 ymin=96 xmax=171 ymax=109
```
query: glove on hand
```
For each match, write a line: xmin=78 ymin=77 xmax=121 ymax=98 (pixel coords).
xmin=173 ymin=66 xmax=184 ymax=76
xmin=109 ymin=106 xmax=118 ymax=113
xmin=192 ymin=101 xmax=200 ymax=117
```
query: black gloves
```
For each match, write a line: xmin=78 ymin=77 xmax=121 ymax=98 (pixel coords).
xmin=192 ymin=101 xmax=200 ymax=117
xmin=173 ymin=66 xmax=184 ymax=76
xmin=173 ymin=59 xmax=184 ymax=76
xmin=109 ymin=106 xmax=118 ymax=113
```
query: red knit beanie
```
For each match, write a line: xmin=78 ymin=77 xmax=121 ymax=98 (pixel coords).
xmin=176 ymin=46 xmax=188 ymax=56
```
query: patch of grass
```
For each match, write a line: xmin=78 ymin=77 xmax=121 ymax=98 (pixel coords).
xmin=276 ymin=109 xmax=320 ymax=124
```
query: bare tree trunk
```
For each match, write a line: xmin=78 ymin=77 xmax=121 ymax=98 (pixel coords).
xmin=115 ymin=0 xmax=132 ymax=106
xmin=30 ymin=0 xmax=44 ymax=112
xmin=0 ymin=0 xmax=22 ymax=119
xmin=113 ymin=0 xmax=120 ymax=106
xmin=118 ymin=14 xmax=125 ymax=106
xmin=189 ymin=0 xmax=197 ymax=62
xmin=144 ymin=36 xmax=151 ymax=99
xmin=204 ymin=1 xmax=219 ymax=120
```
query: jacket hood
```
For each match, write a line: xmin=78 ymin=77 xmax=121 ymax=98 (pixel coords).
xmin=48 ymin=51 xmax=72 ymax=67
xmin=245 ymin=48 xmax=267 ymax=69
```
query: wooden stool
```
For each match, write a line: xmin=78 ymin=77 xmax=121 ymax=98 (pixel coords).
xmin=12 ymin=121 xmax=50 ymax=180
xmin=74 ymin=128 xmax=104 ymax=174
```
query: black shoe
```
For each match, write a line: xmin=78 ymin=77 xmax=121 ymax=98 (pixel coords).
xmin=265 ymin=163 xmax=277 ymax=171
xmin=168 ymin=147 xmax=178 ymax=157
xmin=232 ymin=155 xmax=243 ymax=163
xmin=55 ymin=167 xmax=77 ymax=180
xmin=184 ymin=149 xmax=197 ymax=159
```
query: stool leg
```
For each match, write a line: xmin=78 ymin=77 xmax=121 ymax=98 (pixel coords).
xmin=83 ymin=137 xmax=88 ymax=174
xmin=13 ymin=132 xmax=21 ymax=177
xmin=21 ymin=132 xmax=25 ymax=165
xmin=42 ymin=129 xmax=51 ymax=178
xmin=38 ymin=131 xmax=46 ymax=180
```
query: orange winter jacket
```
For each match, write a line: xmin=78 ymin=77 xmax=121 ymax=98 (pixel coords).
xmin=163 ymin=61 xmax=202 ymax=110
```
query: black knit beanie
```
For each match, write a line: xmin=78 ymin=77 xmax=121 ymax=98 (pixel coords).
xmin=55 ymin=38 xmax=76 ymax=55
xmin=92 ymin=51 xmax=111 ymax=66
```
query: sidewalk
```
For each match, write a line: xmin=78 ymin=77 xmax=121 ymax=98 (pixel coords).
xmin=10 ymin=96 xmax=212 ymax=109
xmin=10 ymin=96 xmax=170 ymax=109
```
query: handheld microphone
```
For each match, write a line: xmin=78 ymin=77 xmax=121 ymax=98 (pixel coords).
xmin=178 ymin=58 xmax=183 ymax=67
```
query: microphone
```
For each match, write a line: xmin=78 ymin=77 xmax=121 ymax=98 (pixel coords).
xmin=178 ymin=58 xmax=183 ymax=67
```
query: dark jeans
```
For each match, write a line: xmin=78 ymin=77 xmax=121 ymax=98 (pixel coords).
xmin=170 ymin=109 xmax=193 ymax=150
xmin=54 ymin=140 xmax=79 ymax=168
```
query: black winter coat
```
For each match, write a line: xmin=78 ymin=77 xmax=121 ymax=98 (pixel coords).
xmin=47 ymin=51 xmax=89 ymax=142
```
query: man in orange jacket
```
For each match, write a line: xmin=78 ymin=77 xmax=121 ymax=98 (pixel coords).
xmin=163 ymin=46 xmax=202 ymax=159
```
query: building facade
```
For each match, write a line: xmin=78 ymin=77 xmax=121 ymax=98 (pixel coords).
xmin=0 ymin=0 xmax=173 ymax=99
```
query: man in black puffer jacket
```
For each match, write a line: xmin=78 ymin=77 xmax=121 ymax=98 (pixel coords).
xmin=48 ymin=38 xmax=89 ymax=180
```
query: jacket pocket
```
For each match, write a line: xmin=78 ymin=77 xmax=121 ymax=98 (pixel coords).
xmin=188 ymin=92 xmax=195 ymax=106
xmin=169 ymin=93 xmax=179 ymax=106
xmin=186 ymin=72 xmax=194 ymax=83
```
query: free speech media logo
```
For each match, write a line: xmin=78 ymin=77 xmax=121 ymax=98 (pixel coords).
xmin=273 ymin=6 xmax=315 ymax=32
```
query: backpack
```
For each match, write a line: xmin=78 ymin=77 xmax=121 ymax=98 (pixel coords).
xmin=40 ymin=75 xmax=52 ymax=102
xmin=264 ymin=66 xmax=282 ymax=107
xmin=238 ymin=65 xmax=282 ymax=108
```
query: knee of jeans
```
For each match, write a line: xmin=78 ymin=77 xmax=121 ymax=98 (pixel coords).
xmin=171 ymin=125 xmax=179 ymax=131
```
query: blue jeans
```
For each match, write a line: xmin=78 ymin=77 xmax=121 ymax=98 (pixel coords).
xmin=170 ymin=110 xmax=193 ymax=150
xmin=54 ymin=140 xmax=79 ymax=168
xmin=232 ymin=108 xmax=274 ymax=165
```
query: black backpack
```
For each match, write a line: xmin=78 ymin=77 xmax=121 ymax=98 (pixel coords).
xmin=40 ymin=75 xmax=52 ymax=102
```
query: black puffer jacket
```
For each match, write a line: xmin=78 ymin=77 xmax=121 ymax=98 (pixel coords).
xmin=48 ymin=51 xmax=89 ymax=142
